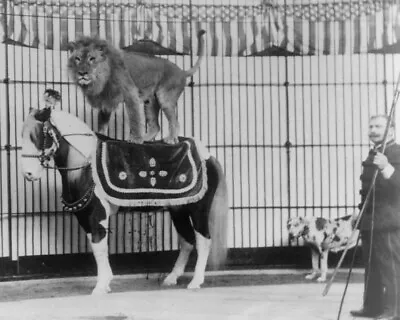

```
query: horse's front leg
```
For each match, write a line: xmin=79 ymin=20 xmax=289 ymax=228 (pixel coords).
xmin=89 ymin=195 xmax=117 ymax=295
xmin=187 ymin=230 xmax=211 ymax=289
xmin=88 ymin=232 xmax=113 ymax=295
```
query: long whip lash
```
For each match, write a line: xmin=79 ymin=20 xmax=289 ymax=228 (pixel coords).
xmin=322 ymin=72 xmax=400 ymax=317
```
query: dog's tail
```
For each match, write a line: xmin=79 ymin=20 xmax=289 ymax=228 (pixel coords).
xmin=185 ymin=30 xmax=206 ymax=77
xmin=207 ymin=156 xmax=229 ymax=270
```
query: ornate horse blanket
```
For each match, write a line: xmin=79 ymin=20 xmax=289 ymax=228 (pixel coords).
xmin=92 ymin=136 xmax=208 ymax=207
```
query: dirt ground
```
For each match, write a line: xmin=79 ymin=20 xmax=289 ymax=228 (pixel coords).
xmin=0 ymin=268 xmax=363 ymax=302
xmin=0 ymin=269 xmax=365 ymax=320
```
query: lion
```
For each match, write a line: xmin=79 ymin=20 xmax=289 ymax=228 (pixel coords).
xmin=67 ymin=30 xmax=206 ymax=144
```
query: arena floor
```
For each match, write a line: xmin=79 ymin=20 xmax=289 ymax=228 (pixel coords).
xmin=0 ymin=269 xmax=365 ymax=320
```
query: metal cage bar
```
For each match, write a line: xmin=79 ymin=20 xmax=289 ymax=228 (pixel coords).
xmin=0 ymin=0 xmax=397 ymax=277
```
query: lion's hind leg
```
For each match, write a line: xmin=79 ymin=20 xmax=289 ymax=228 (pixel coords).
xmin=156 ymin=89 xmax=183 ymax=144
xmin=143 ymin=96 xmax=161 ymax=142
xmin=161 ymin=104 xmax=179 ymax=144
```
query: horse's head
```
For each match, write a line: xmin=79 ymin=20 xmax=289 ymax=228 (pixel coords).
xmin=21 ymin=108 xmax=59 ymax=180
xmin=21 ymin=108 xmax=96 ymax=181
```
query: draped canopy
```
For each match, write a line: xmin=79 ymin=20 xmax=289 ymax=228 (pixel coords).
xmin=1 ymin=0 xmax=400 ymax=56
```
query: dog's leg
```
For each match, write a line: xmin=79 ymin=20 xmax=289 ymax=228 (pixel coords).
xmin=163 ymin=235 xmax=193 ymax=286
xmin=317 ymin=250 xmax=328 ymax=282
xmin=187 ymin=230 xmax=211 ymax=289
xmin=305 ymin=249 xmax=320 ymax=280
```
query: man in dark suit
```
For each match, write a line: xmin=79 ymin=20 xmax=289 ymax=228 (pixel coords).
xmin=351 ymin=115 xmax=400 ymax=320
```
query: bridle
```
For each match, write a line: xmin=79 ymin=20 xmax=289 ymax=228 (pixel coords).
xmin=21 ymin=118 xmax=93 ymax=171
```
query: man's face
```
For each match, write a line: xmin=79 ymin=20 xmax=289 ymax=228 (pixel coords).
xmin=368 ymin=117 xmax=393 ymax=145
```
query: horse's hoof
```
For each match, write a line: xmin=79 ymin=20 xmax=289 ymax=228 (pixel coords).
xmin=91 ymin=286 xmax=111 ymax=295
xmin=163 ymin=274 xmax=178 ymax=286
xmin=187 ymin=278 xmax=203 ymax=289
xmin=317 ymin=277 xmax=326 ymax=282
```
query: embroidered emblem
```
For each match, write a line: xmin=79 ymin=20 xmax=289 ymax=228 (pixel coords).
xmin=139 ymin=171 xmax=147 ymax=178
xmin=137 ymin=158 xmax=167 ymax=187
xmin=179 ymin=174 xmax=187 ymax=183
xmin=119 ymin=171 xmax=127 ymax=180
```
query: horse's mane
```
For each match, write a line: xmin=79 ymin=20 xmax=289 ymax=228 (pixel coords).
xmin=50 ymin=110 xmax=92 ymax=135
xmin=50 ymin=110 xmax=97 ymax=159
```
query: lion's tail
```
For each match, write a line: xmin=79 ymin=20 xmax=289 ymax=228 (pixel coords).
xmin=207 ymin=156 xmax=229 ymax=270
xmin=185 ymin=30 xmax=206 ymax=77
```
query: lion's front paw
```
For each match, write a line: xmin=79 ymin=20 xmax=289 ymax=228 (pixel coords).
xmin=163 ymin=136 xmax=179 ymax=144
xmin=144 ymin=129 xmax=159 ymax=142
xmin=128 ymin=135 xmax=144 ymax=144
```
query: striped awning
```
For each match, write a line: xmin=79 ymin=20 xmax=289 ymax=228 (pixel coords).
xmin=1 ymin=0 xmax=400 ymax=56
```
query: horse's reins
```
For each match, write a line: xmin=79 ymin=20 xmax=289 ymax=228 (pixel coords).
xmin=22 ymin=120 xmax=93 ymax=171
xmin=22 ymin=117 xmax=97 ymax=212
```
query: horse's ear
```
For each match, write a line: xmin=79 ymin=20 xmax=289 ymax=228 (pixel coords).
xmin=35 ymin=107 xmax=52 ymax=122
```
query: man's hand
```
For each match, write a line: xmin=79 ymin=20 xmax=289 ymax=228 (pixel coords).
xmin=373 ymin=152 xmax=389 ymax=170
xmin=373 ymin=152 xmax=395 ymax=179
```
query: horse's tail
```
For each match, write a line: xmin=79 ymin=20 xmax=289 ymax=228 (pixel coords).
xmin=207 ymin=156 xmax=229 ymax=269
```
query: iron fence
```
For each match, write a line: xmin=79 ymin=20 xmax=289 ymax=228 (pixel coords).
xmin=1 ymin=0 xmax=399 ymax=277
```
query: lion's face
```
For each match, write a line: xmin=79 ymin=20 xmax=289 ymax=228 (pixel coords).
xmin=67 ymin=39 xmax=110 ymax=90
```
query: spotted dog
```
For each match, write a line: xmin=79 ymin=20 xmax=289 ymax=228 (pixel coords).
xmin=287 ymin=215 xmax=359 ymax=282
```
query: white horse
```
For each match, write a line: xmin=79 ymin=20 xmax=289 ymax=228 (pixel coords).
xmin=21 ymin=108 xmax=229 ymax=294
